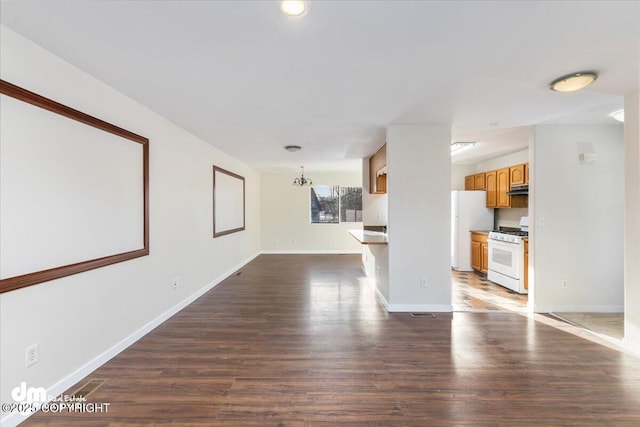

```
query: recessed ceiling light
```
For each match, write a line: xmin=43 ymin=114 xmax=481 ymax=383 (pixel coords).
xmin=609 ymin=109 xmax=624 ymax=122
xmin=550 ymin=71 xmax=598 ymax=92
xmin=284 ymin=145 xmax=302 ymax=152
xmin=279 ymin=1 xmax=309 ymax=18
xmin=451 ymin=142 xmax=475 ymax=154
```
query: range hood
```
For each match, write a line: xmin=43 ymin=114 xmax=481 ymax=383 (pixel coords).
xmin=507 ymin=184 xmax=528 ymax=196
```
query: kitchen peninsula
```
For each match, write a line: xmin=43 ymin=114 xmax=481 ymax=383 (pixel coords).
xmin=348 ymin=229 xmax=388 ymax=245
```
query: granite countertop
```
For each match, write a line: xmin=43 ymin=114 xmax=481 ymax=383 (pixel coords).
xmin=348 ymin=229 xmax=388 ymax=245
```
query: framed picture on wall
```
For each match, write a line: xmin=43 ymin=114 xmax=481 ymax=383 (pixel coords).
xmin=0 ymin=79 xmax=149 ymax=293
xmin=212 ymin=166 xmax=245 ymax=238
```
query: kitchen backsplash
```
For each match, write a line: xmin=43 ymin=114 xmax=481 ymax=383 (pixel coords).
xmin=496 ymin=208 xmax=528 ymax=229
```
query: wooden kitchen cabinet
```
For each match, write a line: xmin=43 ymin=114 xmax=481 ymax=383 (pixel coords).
xmin=471 ymin=241 xmax=482 ymax=271
xmin=464 ymin=173 xmax=486 ymax=190
xmin=496 ymin=167 xmax=511 ymax=208
xmin=369 ymin=144 xmax=387 ymax=194
xmin=376 ymin=173 xmax=387 ymax=193
xmin=466 ymin=163 xmax=527 ymax=208
xmin=482 ymin=242 xmax=489 ymax=272
xmin=485 ymin=170 xmax=497 ymax=207
xmin=471 ymin=232 xmax=489 ymax=274
xmin=465 ymin=175 xmax=474 ymax=190
xmin=523 ymin=239 xmax=529 ymax=290
xmin=510 ymin=163 xmax=526 ymax=186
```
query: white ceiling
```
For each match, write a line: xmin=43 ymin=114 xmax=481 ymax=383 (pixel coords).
xmin=1 ymin=1 xmax=638 ymax=171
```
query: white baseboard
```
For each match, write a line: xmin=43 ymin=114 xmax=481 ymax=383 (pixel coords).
xmin=1 ymin=252 xmax=260 ymax=427
xmin=534 ymin=305 xmax=624 ymax=313
xmin=261 ymin=250 xmax=361 ymax=254
xmin=387 ymin=304 xmax=453 ymax=313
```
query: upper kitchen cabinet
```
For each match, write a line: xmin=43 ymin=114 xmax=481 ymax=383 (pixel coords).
xmin=464 ymin=172 xmax=486 ymax=190
xmin=369 ymin=143 xmax=387 ymax=194
xmin=510 ymin=163 xmax=526 ymax=186
xmin=465 ymin=175 xmax=474 ymax=190
xmin=496 ymin=167 xmax=511 ymax=207
xmin=469 ymin=162 xmax=528 ymax=208
xmin=485 ymin=170 xmax=497 ymax=207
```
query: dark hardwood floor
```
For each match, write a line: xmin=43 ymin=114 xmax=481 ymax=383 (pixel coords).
xmin=24 ymin=255 xmax=640 ymax=426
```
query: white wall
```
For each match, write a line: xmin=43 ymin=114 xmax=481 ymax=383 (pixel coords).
xmin=0 ymin=26 xmax=261 ymax=424
xmin=475 ymin=149 xmax=529 ymax=172
xmin=451 ymin=164 xmax=476 ymax=190
xmin=533 ymin=124 xmax=624 ymax=312
xmin=387 ymin=124 xmax=451 ymax=311
xmin=624 ymin=90 xmax=640 ymax=352
xmin=260 ymin=171 xmax=362 ymax=253
xmin=495 ymin=208 xmax=528 ymax=229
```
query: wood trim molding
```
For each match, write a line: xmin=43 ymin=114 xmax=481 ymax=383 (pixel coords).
xmin=0 ymin=79 xmax=150 ymax=293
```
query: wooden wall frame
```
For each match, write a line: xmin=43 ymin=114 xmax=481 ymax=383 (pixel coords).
xmin=0 ymin=79 xmax=149 ymax=293
xmin=212 ymin=166 xmax=245 ymax=238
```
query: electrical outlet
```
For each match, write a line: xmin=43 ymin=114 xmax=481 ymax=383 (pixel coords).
xmin=376 ymin=265 xmax=380 ymax=277
xmin=561 ymin=280 xmax=568 ymax=289
xmin=25 ymin=343 xmax=39 ymax=368
xmin=171 ymin=277 xmax=180 ymax=290
xmin=539 ymin=217 xmax=545 ymax=227
xmin=420 ymin=278 xmax=428 ymax=288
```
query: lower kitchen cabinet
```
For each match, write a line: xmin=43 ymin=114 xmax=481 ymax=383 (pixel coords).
xmin=524 ymin=239 xmax=529 ymax=290
xmin=471 ymin=232 xmax=489 ymax=274
xmin=482 ymin=242 xmax=489 ymax=272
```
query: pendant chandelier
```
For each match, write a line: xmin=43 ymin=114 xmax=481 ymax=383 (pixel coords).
xmin=292 ymin=166 xmax=313 ymax=187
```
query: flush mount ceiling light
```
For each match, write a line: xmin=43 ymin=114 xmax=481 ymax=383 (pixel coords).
xmin=284 ymin=145 xmax=302 ymax=152
xmin=451 ymin=142 xmax=475 ymax=154
xmin=292 ymin=166 xmax=313 ymax=187
xmin=549 ymin=71 xmax=598 ymax=92
xmin=279 ymin=1 xmax=310 ymax=18
xmin=609 ymin=109 xmax=625 ymax=122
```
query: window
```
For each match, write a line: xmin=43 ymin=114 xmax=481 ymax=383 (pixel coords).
xmin=340 ymin=187 xmax=363 ymax=222
xmin=310 ymin=185 xmax=339 ymax=223
xmin=310 ymin=185 xmax=362 ymax=224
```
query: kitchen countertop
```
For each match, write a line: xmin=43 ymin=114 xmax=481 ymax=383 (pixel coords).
xmin=470 ymin=230 xmax=491 ymax=234
xmin=348 ymin=229 xmax=388 ymax=245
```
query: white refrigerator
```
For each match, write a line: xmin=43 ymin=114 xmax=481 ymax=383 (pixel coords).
xmin=451 ymin=191 xmax=494 ymax=271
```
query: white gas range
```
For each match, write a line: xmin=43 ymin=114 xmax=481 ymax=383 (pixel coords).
xmin=487 ymin=217 xmax=528 ymax=294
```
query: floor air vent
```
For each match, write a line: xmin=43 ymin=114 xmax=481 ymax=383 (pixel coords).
xmin=411 ymin=313 xmax=437 ymax=318
xmin=69 ymin=379 xmax=106 ymax=400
